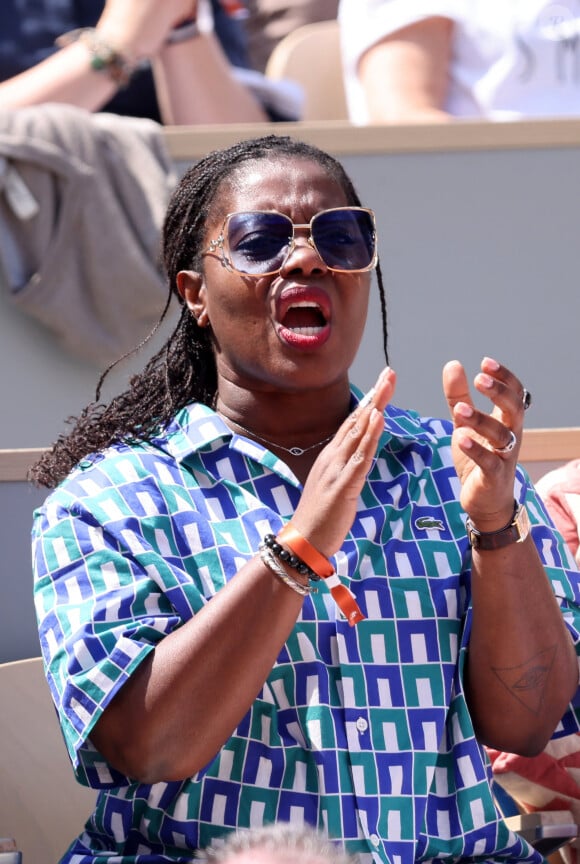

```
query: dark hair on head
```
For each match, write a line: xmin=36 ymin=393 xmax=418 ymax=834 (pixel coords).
xmin=30 ymin=134 xmax=389 ymax=488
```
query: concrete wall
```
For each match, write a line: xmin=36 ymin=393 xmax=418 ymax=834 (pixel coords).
xmin=1 ymin=482 xmax=46 ymax=661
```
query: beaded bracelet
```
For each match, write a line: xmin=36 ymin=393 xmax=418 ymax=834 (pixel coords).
xmin=56 ymin=28 xmax=135 ymax=87
xmin=262 ymin=533 xmax=320 ymax=581
xmin=258 ymin=543 xmax=315 ymax=597
xmin=276 ymin=524 xmax=334 ymax=579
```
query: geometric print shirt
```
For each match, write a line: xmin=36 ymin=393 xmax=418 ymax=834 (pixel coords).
xmin=32 ymin=389 xmax=580 ymax=864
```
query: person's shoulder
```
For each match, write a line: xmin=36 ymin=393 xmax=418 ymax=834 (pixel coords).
xmin=49 ymin=438 xmax=176 ymax=499
xmin=339 ymin=0 xmax=458 ymax=30
xmin=46 ymin=403 xmax=217 ymax=503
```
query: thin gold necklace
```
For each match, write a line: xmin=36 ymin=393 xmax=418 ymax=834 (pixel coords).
xmin=224 ymin=417 xmax=335 ymax=456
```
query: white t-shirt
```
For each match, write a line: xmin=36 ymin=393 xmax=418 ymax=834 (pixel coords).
xmin=339 ymin=0 xmax=580 ymax=123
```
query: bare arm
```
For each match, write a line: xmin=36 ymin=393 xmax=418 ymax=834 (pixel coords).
xmin=91 ymin=555 xmax=306 ymax=783
xmin=90 ymin=368 xmax=396 ymax=783
xmin=0 ymin=0 xmax=266 ymax=125
xmin=467 ymin=538 xmax=577 ymax=754
xmin=443 ymin=358 xmax=579 ymax=754
xmin=152 ymin=34 xmax=268 ymax=125
xmin=358 ymin=16 xmax=454 ymax=123
xmin=0 ymin=41 xmax=121 ymax=111
xmin=0 ymin=0 xmax=194 ymax=111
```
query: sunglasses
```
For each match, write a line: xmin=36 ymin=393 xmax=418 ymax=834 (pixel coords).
xmin=203 ymin=207 xmax=377 ymax=276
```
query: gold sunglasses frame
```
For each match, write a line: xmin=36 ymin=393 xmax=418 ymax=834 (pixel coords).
xmin=203 ymin=206 xmax=378 ymax=276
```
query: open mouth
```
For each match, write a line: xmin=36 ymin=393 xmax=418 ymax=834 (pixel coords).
xmin=281 ymin=301 xmax=328 ymax=333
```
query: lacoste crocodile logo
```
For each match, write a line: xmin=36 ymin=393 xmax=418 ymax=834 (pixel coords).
xmin=415 ymin=516 xmax=445 ymax=531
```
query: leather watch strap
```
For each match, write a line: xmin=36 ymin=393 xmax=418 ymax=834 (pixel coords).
xmin=466 ymin=501 xmax=530 ymax=551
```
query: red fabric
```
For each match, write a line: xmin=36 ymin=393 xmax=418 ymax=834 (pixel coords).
xmin=536 ymin=459 xmax=580 ymax=559
xmin=488 ymin=738 xmax=580 ymax=863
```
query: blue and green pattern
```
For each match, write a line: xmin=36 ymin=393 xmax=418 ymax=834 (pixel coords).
xmin=33 ymin=391 xmax=580 ymax=864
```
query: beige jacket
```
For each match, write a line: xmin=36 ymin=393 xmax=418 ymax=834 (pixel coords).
xmin=0 ymin=104 xmax=176 ymax=366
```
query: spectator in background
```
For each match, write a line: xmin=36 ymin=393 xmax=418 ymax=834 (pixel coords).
xmin=0 ymin=0 xmax=269 ymax=124
xmin=338 ymin=0 xmax=580 ymax=124
xmin=242 ymin=0 xmax=339 ymax=74
xmin=536 ymin=459 xmax=580 ymax=567
xmin=0 ymin=0 xmax=270 ymax=369
xmin=488 ymin=458 xmax=580 ymax=854
xmin=199 ymin=823 xmax=357 ymax=864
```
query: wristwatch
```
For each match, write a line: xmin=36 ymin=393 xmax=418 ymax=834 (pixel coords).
xmin=466 ymin=501 xmax=530 ymax=551
xmin=166 ymin=19 xmax=200 ymax=44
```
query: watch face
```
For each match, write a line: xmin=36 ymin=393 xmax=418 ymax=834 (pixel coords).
xmin=515 ymin=503 xmax=531 ymax=541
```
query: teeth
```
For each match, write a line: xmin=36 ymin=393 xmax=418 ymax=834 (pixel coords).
xmin=282 ymin=300 xmax=327 ymax=333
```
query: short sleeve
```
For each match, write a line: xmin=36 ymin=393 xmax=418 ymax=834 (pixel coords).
xmin=339 ymin=0 xmax=464 ymax=123
xmin=32 ymin=478 xmax=208 ymax=788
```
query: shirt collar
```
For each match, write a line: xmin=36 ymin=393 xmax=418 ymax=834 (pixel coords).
xmin=155 ymin=386 xmax=442 ymax=465
xmin=159 ymin=402 xmax=231 ymax=463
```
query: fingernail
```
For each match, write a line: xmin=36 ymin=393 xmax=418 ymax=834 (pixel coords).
xmin=478 ymin=373 xmax=494 ymax=389
xmin=483 ymin=357 xmax=500 ymax=371
xmin=455 ymin=402 xmax=473 ymax=418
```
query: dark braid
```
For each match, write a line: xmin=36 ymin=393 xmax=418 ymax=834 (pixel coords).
xmin=30 ymin=134 xmax=389 ymax=488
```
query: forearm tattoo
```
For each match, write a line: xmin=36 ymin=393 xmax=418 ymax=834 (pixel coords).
xmin=492 ymin=645 xmax=557 ymax=715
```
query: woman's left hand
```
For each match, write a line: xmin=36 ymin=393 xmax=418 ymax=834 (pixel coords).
xmin=442 ymin=357 xmax=529 ymax=531
xmin=97 ymin=0 xmax=198 ymax=59
xmin=444 ymin=358 xmax=580 ymax=756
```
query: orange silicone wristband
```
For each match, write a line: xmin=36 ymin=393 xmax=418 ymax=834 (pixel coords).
xmin=276 ymin=525 xmax=334 ymax=579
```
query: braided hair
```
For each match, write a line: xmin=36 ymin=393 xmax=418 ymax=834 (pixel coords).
xmin=31 ymin=134 xmax=389 ymax=488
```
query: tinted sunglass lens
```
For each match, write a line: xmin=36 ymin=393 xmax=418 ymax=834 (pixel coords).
xmin=312 ymin=209 xmax=375 ymax=270
xmin=227 ymin=212 xmax=292 ymax=274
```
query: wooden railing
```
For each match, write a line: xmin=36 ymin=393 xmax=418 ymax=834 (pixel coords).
xmin=163 ymin=116 xmax=580 ymax=162
xmin=0 ymin=448 xmax=45 ymax=483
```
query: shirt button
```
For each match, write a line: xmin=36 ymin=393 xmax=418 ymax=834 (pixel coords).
xmin=370 ymin=834 xmax=380 ymax=847
xmin=356 ymin=717 xmax=368 ymax=733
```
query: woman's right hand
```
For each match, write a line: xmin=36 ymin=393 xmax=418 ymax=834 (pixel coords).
xmin=290 ymin=366 xmax=396 ymax=559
